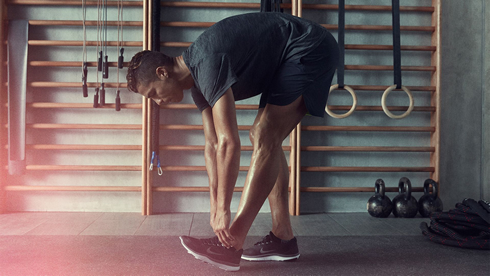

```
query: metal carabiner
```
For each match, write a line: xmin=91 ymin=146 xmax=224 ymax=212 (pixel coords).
xmin=157 ymin=155 xmax=162 ymax=176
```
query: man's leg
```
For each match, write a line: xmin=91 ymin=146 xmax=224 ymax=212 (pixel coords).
xmin=229 ymin=95 xmax=307 ymax=250
xmin=250 ymin=109 xmax=294 ymax=241
xmin=268 ymin=151 xmax=294 ymax=240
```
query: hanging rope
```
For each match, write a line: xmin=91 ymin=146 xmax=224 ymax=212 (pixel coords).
xmin=115 ymin=0 xmax=124 ymax=111
xmin=325 ymin=0 xmax=357 ymax=119
xmin=381 ymin=0 xmax=414 ymax=119
xmin=118 ymin=0 xmax=124 ymax=69
xmin=98 ymin=0 xmax=108 ymax=106
xmin=94 ymin=0 xmax=103 ymax=108
xmin=81 ymin=0 xmax=88 ymax=98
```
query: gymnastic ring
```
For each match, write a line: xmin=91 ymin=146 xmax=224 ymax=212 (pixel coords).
xmin=325 ymin=84 xmax=357 ymax=119
xmin=381 ymin=85 xmax=414 ymax=119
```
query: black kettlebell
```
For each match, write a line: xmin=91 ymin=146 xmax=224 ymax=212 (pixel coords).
xmin=392 ymin=177 xmax=418 ymax=218
xmin=367 ymin=179 xmax=393 ymax=218
xmin=418 ymin=179 xmax=443 ymax=217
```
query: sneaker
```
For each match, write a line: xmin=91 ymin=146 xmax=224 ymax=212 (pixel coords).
xmin=180 ymin=236 xmax=243 ymax=271
xmin=242 ymin=231 xmax=300 ymax=261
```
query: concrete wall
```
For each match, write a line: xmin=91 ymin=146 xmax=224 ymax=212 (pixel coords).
xmin=439 ymin=0 xmax=488 ymax=207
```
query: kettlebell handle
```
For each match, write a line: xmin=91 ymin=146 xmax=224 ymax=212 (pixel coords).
xmin=423 ymin=179 xmax=439 ymax=198
xmin=398 ymin=177 xmax=412 ymax=200
xmin=375 ymin=179 xmax=386 ymax=197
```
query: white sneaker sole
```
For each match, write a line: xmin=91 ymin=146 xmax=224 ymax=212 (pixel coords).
xmin=241 ymin=253 xmax=300 ymax=262
xmin=180 ymin=237 xmax=240 ymax=271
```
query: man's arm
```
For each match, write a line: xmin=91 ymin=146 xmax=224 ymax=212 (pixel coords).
xmin=210 ymin=88 xmax=241 ymax=247
xmin=201 ymin=107 xmax=219 ymax=228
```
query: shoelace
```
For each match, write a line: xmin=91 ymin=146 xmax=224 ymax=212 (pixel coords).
xmin=255 ymin=234 xmax=273 ymax=246
xmin=201 ymin=236 xmax=222 ymax=246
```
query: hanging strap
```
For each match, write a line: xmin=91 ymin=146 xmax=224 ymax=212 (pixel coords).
xmin=260 ymin=0 xmax=271 ymax=12
xmin=271 ymin=0 xmax=282 ymax=12
xmin=392 ymin=0 xmax=402 ymax=89
xmin=337 ymin=0 xmax=345 ymax=88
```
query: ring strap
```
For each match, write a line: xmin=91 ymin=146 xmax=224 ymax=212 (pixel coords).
xmin=337 ymin=0 xmax=345 ymax=88
xmin=392 ymin=0 xmax=402 ymax=89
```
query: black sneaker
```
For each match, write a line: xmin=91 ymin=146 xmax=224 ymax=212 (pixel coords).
xmin=242 ymin=232 xmax=300 ymax=261
xmin=180 ymin=236 xmax=243 ymax=271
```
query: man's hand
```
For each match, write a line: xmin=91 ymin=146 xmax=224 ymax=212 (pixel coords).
xmin=211 ymin=208 xmax=235 ymax=248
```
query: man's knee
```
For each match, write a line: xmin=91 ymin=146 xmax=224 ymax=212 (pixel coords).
xmin=249 ymin=127 xmax=255 ymax=145
xmin=253 ymin=123 xmax=283 ymax=151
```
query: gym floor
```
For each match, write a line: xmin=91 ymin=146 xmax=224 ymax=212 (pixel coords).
xmin=1 ymin=212 xmax=488 ymax=275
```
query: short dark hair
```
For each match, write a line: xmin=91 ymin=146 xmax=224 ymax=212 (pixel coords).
xmin=126 ymin=50 xmax=174 ymax=93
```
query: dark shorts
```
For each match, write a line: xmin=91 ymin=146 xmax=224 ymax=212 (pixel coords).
xmin=259 ymin=33 xmax=339 ymax=117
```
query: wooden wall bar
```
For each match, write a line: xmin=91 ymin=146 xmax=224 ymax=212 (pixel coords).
xmin=290 ymin=0 xmax=441 ymax=215
xmin=2 ymin=0 xmax=146 ymax=205
xmin=1 ymin=1 xmax=441 ymax=215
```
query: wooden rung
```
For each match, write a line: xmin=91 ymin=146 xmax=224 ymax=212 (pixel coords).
xmin=28 ymin=20 xmax=143 ymax=27
xmin=300 ymin=187 xmax=425 ymax=193
xmin=29 ymin=82 xmax=127 ymax=88
xmin=26 ymin=40 xmax=435 ymax=52
xmin=11 ymin=124 xmax=435 ymax=133
xmin=7 ymin=165 xmax=142 ymax=171
xmin=321 ymin=24 xmax=435 ymax=32
xmin=161 ymin=43 xmax=436 ymax=52
xmin=159 ymin=145 xmax=291 ymax=151
xmin=24 ymin=124 xmax=142 ymax=130
xmin=25 ymin=144 xmax=141 ymax=150
xmin=28 ymin=40 xmax=142 ymax=47
xmin=8 ymin=0 xmax=143 ymax=7
xmin=27 ymin=82 xmax=435 ymax=91
xmin=158 ymin=166 xmax=291 ymax=172
xmin=28 ymin=61 xmax=435 ymax=73
xmin=159 ymin=104 xmax=258 ymax=110
xmin=302 ymin=4 xmax=434 ymax=12
xmin=152 ymin=187 xmax=245 ymax=192
xmin=341 ymin=85 xmax=435 ymax=91
xmin=159 ymin=22 xmax=434 ymax=32
xmin=160 ymin=2 xmax=263 ymax=9
xmin=159 ymin=125 xmax=252 ymax=131
xmin=345 ymin=45 xmax=436 ymax=51
xmin=159 ymin=166 xmax=245 ymax=172
xmin=161 ymin=21 xmax=214 ymax=28
xmin=26 ymin=103 xmax=141 ymax=109
xmin=9 ymin=1 xmax=434 ymax=12
xmin=26 ymin=20 xmax=435 ymax=33
xmin=29 ymin=61 xmax=130 ymax=68
xmin=7 ymin=144 xmax=289 ymax=152
xmin=301 ymin=167 xmax=434 ymax=172
xmin=301 ymin=146 xmax=435 ymax=152
xmin=159 ymin=2 xmax=433 ymax=12
xmin=4 ymin=185 xmax=141 ymax=192
xmin=344 ymin=65 xmax=436 ymax=72
xmin=327 ymin=106 xmax=435 ymax=112
xmin=301 ymin=126 xmax=435 ymax=132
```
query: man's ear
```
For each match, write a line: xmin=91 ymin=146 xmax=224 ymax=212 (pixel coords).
xmin=156 ymin=66 xmax=169 ymax=79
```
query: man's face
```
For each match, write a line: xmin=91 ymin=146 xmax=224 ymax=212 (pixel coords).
xmin=137 ymin=68 xmax=184 ymax=105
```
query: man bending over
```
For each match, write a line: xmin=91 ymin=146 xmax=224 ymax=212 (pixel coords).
xmin=126 ymin=12 xmax=339 ymax=271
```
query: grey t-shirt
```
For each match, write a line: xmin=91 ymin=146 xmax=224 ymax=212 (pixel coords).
xmin=182 ymin=12 xmax=329 ymax=111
